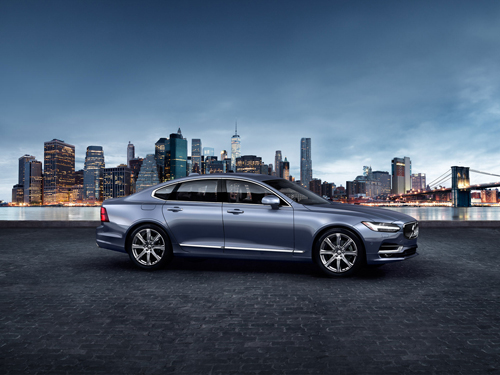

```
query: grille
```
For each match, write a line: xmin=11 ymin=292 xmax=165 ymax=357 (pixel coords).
xmin=404 ymin=222 xmax=419 ymax=239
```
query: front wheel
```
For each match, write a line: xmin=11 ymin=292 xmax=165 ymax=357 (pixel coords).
xmin=127 ymin=224 xmax=173 ymax=270
xmin=313 ymin=228 xmax=364 ymax=277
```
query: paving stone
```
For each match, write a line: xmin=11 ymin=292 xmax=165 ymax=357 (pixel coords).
xmin=1 ymin=227 xmax=500 ymax=374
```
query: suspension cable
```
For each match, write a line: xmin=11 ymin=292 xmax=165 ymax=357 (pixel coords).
xmin=428 ymin=170 xmax=451 ymax=187
xmin=429 ymin=173 xmax=451 ymax=189
xmin=470 ymin=169 xmax=500 ymax=178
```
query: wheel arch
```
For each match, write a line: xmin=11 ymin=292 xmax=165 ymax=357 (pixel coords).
xmin=124 ymin=219 xmax=173 ymax=254
xmin=311 ymin=224 xmax=366 ymax=260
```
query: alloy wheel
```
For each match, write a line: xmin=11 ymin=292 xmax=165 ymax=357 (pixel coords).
xmin=319 ymin=232 xmax=358 ymax=273
xmin=131 ymin=228 xmax=166 ymax=266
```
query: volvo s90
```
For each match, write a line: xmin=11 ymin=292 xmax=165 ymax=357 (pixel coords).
xmin=96 ymin=173 xmax=418 ymax=277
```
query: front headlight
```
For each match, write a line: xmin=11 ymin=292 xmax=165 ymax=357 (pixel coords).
xmin=362 ymin=221 xmax=401 ymax=232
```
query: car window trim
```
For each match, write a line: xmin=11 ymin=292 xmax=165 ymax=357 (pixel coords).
xmin=223 ymin=178 xmax=291 ymax=207
xmin=151 ymin=176 xmax=292 ymax=207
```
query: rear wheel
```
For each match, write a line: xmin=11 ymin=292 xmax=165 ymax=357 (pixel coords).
xmin=127 ymin=224 xmax=172 ymax=270
xmin=313 ymin=228 xmax=364 ymax=277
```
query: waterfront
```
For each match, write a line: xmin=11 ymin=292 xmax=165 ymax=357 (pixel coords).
xmin=1 ymin=206 xmax=500 ymax=221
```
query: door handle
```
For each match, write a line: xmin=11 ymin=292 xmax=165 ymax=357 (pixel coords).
xmin=227 ymin=209 xmax=244 ymax=214
xmin=167 ymin=207 xmax=183 ymax=212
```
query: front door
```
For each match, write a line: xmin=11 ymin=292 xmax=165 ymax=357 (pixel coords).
xmin=222 ymin=179 xmax=294 ymax=256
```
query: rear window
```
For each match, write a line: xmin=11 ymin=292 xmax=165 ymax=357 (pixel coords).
xmin=154 ymin=184 xmax=177 ymax=200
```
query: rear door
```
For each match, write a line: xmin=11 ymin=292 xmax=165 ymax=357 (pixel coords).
xmin=160 ymin=179 xmax=224 ymax=254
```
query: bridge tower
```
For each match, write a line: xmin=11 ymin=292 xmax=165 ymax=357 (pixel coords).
xmin=451 ymin=166 xmax=471 ymax=207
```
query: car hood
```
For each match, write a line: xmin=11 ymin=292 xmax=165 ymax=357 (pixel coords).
xmin=303 ymin=203 xmax=417 ymax=223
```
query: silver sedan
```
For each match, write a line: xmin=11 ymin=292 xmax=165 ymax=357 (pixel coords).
xmin=96 ymin=173 xmax=418 ymax=277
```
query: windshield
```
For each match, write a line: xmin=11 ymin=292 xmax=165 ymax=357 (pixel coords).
xmin=264 ymin=179 xmax=330 ymax=205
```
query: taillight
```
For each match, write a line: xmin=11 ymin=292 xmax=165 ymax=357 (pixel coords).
xmin=100 ymin=206 xmax=109 ymax=222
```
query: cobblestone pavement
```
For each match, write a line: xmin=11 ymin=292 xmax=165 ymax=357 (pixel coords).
xmin=1 ymin=228 xmax=499 ymax=374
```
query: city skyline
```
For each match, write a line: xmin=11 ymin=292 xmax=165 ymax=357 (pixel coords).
xmin=2 ymin=1 xmax=500 ymax=201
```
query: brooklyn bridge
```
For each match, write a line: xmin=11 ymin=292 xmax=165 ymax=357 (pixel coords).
xmin=397 ymin=167 xmax=500 ymax=207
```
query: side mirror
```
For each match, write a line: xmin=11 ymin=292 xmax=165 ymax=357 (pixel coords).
xmin=262 ymin=195 xmax=280 ymax=209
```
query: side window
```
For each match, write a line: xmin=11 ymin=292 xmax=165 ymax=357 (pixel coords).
xmin=154 ymin=184 xmax=177 ymax=200
xmin=226 ymin=180 xmax=275 ymax=205
xmin=173 ymin=179 xmax=219 ymax=202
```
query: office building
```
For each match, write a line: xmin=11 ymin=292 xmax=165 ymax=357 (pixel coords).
xmin=274 ymin=151 xmax=282 ymax=177
xmin=83 ymin=146 xmax=105 ymax=203
xmin=231 ymin=123 xmax=241 ymax=171
xmin=12 ymin=184 xmax=24 ymax=204
xmin=220 ymin=150 xmax=228 ymax=161
xmin=129 ymin=158 xmax=143 ymax=193
xmin=127 ymin=142 xmax=135 ymax=167
xmin=43 ymin=139 xmax=75 ymax=204
xmin=411 ymin=173 xmax=427 ymax=191
xmin=192 ymin=139 xmax=202 ymax=174
xmin=23 ymin=159 xmax=43 ymax=205
xmin=136 ymin=154 xmax=160 ymax=192
xmin=282 ymin=157 xmax=290 ymax=181
xmin=321 ymin=181 xmax=336 ymax=198
xmin=372 ymin=171 xmax=391 ymax=196
xmin=155 ymin=138 xmax=170 ymax=182
xmin=206 ymin=160 xmax=227 ymax=174
xmin=363 ymin=166 xmax=373 ymax=180
xmin=103 ymin=166 xmax=132 ymax=200
xmin=170 ymin=128 xmax=187 ymax=180
xmin=300 ymin=138 xmax=312 ymax=189
xmin=346 ymin=180 xmax=366 ymax=199
xmin=309 ymin=178 xmax=322 ymax=195
xmin=236 ymin=155 xmax=262 ymax=174
xmin=481 ymin=189 xmax=498 ymax=203
xmin=18 ymin=155 xmax=35 ymax=186
xmin=391 ymin=156 xmax=411 ymax=195
xmin=203 ymin=147 xmax=214 ymax=157
xmin=74 ymin=169 xmax=84 ymax=185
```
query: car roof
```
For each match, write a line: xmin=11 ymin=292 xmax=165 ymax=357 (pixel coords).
xmin=185 ymin=173 xmax=280 ymax=182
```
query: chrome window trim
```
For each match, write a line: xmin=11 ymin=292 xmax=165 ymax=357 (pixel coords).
xmin=151 ymin=176 xmax=292 ymax=207
xmin=151 ymin=178 xmax=221 ymax=202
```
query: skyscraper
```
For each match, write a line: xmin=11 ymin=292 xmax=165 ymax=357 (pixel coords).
xmin=170 ymin=128 xmax=187 ymax=180
xmin=274 ymin=150 xmax=282 ymax=177
xmin=300 ymin=138 xmax=312 ymax=189
xmin=391 ymin=156 xmax=411 ymax=194
xmin=83 ymin=146 xmax=105 ymax=203
xmin=192 ymin=139 xmax=202 ymax=174
xmin=43 ymin=139 xmax=75 ymax=204
xmin=136 ymin=154 xmax=160 ymax=192
xmin=282 ymin=157 xmax=290 ymax=181
xmin=18 ymin=154 xmax=35 ymax=186
xmin=23 ymin=159 xmax=43 ymax=205
xmin=155 ymin=138 xmax=170 ymax=182
xmin=231 ymin=123 xmax=241 ymax=171
xmin=127 ymin=142 xmax=135 ymax=167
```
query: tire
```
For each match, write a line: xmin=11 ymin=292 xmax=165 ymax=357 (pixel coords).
xmin=127 ymin=224 xmax=173 ymax=270
xmin=313 ymin=228 xmax=364 ymax=277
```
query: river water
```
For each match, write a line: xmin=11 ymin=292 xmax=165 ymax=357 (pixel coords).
xmin=1 ymin=206 xmax=500 ymax=221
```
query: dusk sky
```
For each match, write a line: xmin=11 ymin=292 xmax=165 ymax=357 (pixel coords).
xmin=1 ymin=0 xmax=500 ymax=201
